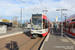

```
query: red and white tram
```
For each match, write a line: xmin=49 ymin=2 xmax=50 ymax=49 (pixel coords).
xmin=30 ymin=14 xmax=51 ymax=38
xmin=59 ymin=14 xmax=75 ymax=36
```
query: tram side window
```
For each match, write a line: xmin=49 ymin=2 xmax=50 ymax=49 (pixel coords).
xmin=49 ymin=22 xmax=51 ymax=27
xmin=45 ymin=20 xmax=48 ymax=28
xmin=63 ymin=22 xmax=65 ymax=27
xmin=69 ymin=24 xmax=72 ymax=28
xmin=30 ymin=20 xmax=31 ymax=22
xmin=48 ymin=21 xmax=50 ymax=28
xmin=74 ymin=24 xmax=75 ymax=29
xmin=66 ymin=24 xmax=68 ymax=28
xmin=66 ymin=24 xmax=67 ymax=27
xmin=43 ymin=19 xmax=45 ymax=29
xmin=63 ymin=24 xmax=65 ymax=27
xmin=72 ymin=24 xmax=75 ymax=29
xmin=43 ymin=19 xmax=48 ymax=29
xmin=72 ymin=24 xmax=73 ymax=28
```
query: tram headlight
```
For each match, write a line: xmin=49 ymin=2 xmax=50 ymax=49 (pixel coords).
xmin=31 ymin=31 xmax=33 ymax=32
xmin=40 ymin=31 xmax=42 ymax=33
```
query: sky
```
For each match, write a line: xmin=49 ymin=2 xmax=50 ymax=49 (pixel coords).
xmin=0 ymin=0 xmax=75 ymax=23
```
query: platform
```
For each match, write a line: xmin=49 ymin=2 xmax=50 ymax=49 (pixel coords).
xmin=42 ymin=28 xmax=75 ymax=50
xmin=0 ymin=28 xmax=30 ymax=38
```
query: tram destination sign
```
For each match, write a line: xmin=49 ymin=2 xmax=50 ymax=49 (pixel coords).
xmin=32 ymin=14 xmax=42 ymax=18
xmin=32 ymin=16 xmax=41 ymax=18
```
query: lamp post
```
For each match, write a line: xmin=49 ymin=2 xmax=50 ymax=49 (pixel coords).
xmin=20 ymin=8 xmax=22 ymax=27
xmin=63 ymin=13 xmax=67 ymax=31
xmin=20 ymin=8 xmax=24 ymax=28
xmin=56 ymin=9 xmax=68 ymax=38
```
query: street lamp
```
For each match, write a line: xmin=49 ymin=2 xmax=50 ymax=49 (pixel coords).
xmin=63 ymin=13 xmax=67 ymax=31
xmin=56 ymin=9 xmax=68 ymax=38
xmin=20 ymin=8 xmax=24 ymax=28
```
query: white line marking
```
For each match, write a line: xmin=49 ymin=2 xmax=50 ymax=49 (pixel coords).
xmin=45 ymin=33 xmax=50 ymax=41
xmin=0 ymin=32 xmax=23 ymax=38
xmin=64 ymin=34 xmax=75 ymax=44
xmin=61 ymin=38 xmax=70 ymax=42
xmin=40 ymin=33 xmax=50 ymax=50
xmin=0 ymin=30 xmax=30 ymax=38
xmin=40 ymin=39 xmax=45 ymax=50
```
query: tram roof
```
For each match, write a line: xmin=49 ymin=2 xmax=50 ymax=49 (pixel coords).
xmin=67 ymin=14 xmax=75 ymax=20
xmin=31 ymin=14 xmax=50 ymax=22
xmin=63 ymin=14 xmax=75 ymax=22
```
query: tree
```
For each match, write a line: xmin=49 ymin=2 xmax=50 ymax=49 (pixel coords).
xmin=2 ymin=19 xmax=10 ymax=22
xmin=12 ymin=16 xmax=18 ymax=25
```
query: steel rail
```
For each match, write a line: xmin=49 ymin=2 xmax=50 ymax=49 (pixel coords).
xmin=30 ymin=37 xmax=42 ymax=50
xmin=14 ymin=39 xmax=31 ymax=50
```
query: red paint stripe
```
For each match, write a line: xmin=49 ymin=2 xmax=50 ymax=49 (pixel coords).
xmin=63 ymin=29 xmax=75 ymax=36
xmin=42 ymin=28 xmax=50 ymax=37
xmin=42 ymin=32 xmax=48 ymax=36
xmin=70 ymin=32 xmax=75 ymax=36
xmin=43 ymin=15 xmax=47 ymax=20
xmin=63 ymin=29 xmax=66 ymax=31
xmin=70 ymin=22 xmax=75 ymax=24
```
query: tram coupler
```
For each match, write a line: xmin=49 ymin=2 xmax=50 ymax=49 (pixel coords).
xmin=30 ymin=34 xmax=38 ymax=39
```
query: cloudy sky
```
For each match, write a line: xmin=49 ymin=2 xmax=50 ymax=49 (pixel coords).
xmin=0 ymin=0 xmax=75 ymax=23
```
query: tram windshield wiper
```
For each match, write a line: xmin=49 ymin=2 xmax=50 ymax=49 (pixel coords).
xmin=32 ymin=18 xmax=42 ymax=30
xmin=36 ymin=23 xmax=41 ymax=30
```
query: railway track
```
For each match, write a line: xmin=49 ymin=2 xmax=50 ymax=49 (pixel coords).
xmin=0 ymin=31 xmax=45 ymax=50
xmin=14 ymin=39 xmax=31 ymax=50
xmin=14 ymin=37 xmax=44 ymax=50
xmin=0 ymin=32 xmax=30 ymax=50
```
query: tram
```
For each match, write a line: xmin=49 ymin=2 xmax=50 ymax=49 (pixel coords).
xmin=59 ymin=14 xmax=75 ymax=36
xmin=30 ymin=14 xmax=51 ymax=38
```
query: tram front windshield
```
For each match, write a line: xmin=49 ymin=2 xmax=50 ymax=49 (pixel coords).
xmin=31 ymin=14 xmax=42 ymax=30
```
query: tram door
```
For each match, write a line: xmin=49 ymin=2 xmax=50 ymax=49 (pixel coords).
xmin=71 ymin=23 xmax=75 ymax=33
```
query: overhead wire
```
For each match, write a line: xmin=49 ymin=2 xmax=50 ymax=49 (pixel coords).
xmin=19 ymin=0 xmax=50 ymax=14
xmin=19 ymin=0 xmax=34 ymax=14
xmin=38 ymin=0 xmax=45 ymax=9
xmin=67 ymin=5 xmax=75 ymax=14
xmin=19 ymin=0 xmax=29 ymax=7
xmin=29 ymin=0 xmax=38 ymax=14
xmin=44 ymin=0 xmax=47 ymax=9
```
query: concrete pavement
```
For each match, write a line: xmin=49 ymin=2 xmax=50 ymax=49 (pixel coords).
xmin=0 ymin=28 xmax=30 ymax=38
xmin=42 ymin=28 xmax=75 ymax=50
